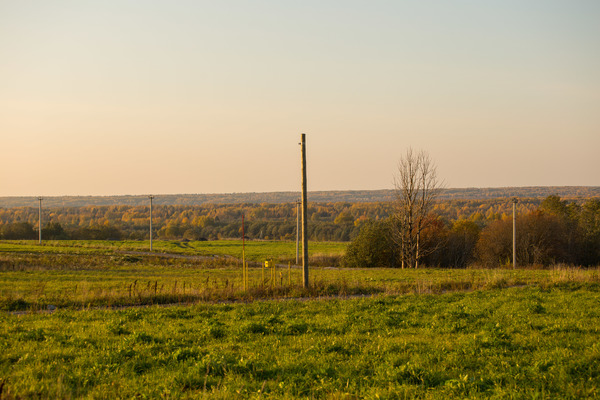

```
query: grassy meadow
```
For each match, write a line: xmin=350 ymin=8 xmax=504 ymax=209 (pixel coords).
xmin=1 ymin=240 xmax=600 ymax=398
xmin=2 ymin=240 xmax=598 ymax=311
xmin=2 ymin=285 xmax=600 ymax=398
xmin=0 ymin=239 xmax=347 ymax=261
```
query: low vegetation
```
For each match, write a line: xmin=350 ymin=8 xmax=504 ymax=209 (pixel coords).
xmin=0 ymin=239 xmax=346 ymax=263
xmin=2 ymin=284 xmax=600 ymax=398
xmin=1 ymin=240 xmax=599 ymax=312
xmin=2 ymin=239 xmax=600 ymax=398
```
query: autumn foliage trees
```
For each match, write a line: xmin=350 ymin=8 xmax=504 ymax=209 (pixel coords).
xmin=0 ymin=203 xmax=369 ymax=242
xmin=344 ymin=196 xmax=600 ymax=268
xmin=473 ymin=196 xmax=599 ymax=267
xmin=0 ymin=195 xmax=599 ymax=267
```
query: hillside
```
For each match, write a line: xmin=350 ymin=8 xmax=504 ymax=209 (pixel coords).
xmin=0 ymin=186 xmax=598 ymax=208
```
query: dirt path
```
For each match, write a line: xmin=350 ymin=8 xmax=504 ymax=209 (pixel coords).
xmin=117 ymin=250 xmax=228 ymax=262
xmin=117 ymin=250 xmax=302 ymax=269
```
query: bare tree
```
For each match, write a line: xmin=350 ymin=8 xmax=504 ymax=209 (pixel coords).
xmin=392 ymin=148 xmax=442 ymax=268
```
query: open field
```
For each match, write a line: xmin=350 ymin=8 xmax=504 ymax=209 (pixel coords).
xmin=0 ymin=240 xmax=347 ymax=262
xmin=2 ymin=285 xmax=600 ymax=398
xmin=1 ymin=240 xmax=599 ymax=311
xmin=2 ymin=240 xmax=600 ymax=398
xmin=0 ymin=239 xmax=345 ymax=310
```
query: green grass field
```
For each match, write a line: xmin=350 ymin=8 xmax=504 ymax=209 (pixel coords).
xmin=0 ymin=239 xmax=351 ymax=310
xmin=1 ymin=240 xmax=599 ymax=398
xmin=2 ymin=241 xmax=598 ymax=311
xmin=0 ymin=240 xmax=347 ymax=262
xmin=2 ymin=285 xmax=600 ymax=398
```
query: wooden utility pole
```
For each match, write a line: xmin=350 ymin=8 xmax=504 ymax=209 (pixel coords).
xmin=149 ymin=195 xmax=154 ymax=251
xmin=296 ymin=200 xmax=301 ymax=265
xmin=242 ymin=214 xmax=247 ymax=290
xmin=300 ymin=134 xmax=309 ymax=288
xmin=512 ymin=197 xmax=518 ymax=269
xmin=37 ymin=197 xmax=43 ymax=244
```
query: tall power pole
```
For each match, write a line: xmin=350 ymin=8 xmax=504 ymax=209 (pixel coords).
xmin=296 ymin=200 xmax=301 ymax=265
xmin=149 ymin=195 xmax=155 ymax=251
xmin=512 ymin=197 xmax=518 ymax=269
xmin=38 ymin=196 xmax=43 ymax=244
xmin=300 ymin=134 xmax=309 ymax=288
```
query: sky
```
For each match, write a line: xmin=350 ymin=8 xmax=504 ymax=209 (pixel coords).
xmin=1 ymin=0 xmax=599 ymax=196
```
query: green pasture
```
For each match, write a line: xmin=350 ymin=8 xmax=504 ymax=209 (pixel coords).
xmin=2 ymin=240 xmax=600 ymax=398
xmin=0 ymin=239 xmax=348 ymax=310
xmin=1 ymin=240 xmax=599 ymax=311
xmin=0 ymin=240 xmax=347 ymax=262
xmin=2 ymin=285 xmax=600 ymax=398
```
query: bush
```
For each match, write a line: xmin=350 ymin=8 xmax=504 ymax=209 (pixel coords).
xmin=421 ymin=218 xmax=480 ymax=268
xmin=476 ymin=211 xmax=569 ymax=267
xmin=1 ymin=222 xmax=37 ymax=240
xmin=42 ymin=222 xmax=69 ymax=240
xmin=342 ymin=220 xmax=397 ymax=268
xmin=68 ymin=226 xmax=123 ymax=240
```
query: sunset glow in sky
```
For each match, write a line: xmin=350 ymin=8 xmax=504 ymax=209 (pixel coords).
xmin=1 ymin=1 xmax=599 ymax=196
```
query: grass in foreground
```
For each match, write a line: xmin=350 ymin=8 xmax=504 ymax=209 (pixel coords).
xmin=2 ymin=240 xmax=599 ymax=398
xmin=1 ymin=284 xmax=599 ymax=399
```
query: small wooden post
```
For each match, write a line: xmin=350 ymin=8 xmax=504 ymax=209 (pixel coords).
xmin=271 ymin=260 xmax=274 ymax=289
xmin=244 ymin=261 xmax=248 ymax=290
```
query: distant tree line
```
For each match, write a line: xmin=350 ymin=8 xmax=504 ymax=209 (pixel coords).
xmin=0 ymin=202 xmax=390 ymax=242
xmin=2 ymin=186 xmax=598 ymax=208
xmin=0 ymin=198 xmax=571 ymax=241
xmin=0 ymin=221 xmax=124 ymax=241
xmin=343 ymin=195 xmax=600 ymax=268
xmin=1 ymin=196 xmax=599 ymax=267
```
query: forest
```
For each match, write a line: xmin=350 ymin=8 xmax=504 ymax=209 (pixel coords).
xmin=1 ymin=186 xmax=598 ymax=208
xmin=344 ymin=195 xmax=600 ymax=268
xmin=1 ymin=195 xmax=599 ymax=267
xmin=0 ymin=197 xmax=553 ymax=241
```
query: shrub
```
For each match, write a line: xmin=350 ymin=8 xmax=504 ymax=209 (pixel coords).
xmin=342 ymin=219 xmax=397 ymax=268
xmin=1 ymin=222 xmax=37 ymax=240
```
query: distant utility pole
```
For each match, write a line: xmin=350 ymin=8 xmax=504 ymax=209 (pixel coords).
xmin=296 ymin=199 xmax=301 ymax=265
xmin=38 ymin=196 xmax=43 ymax=244
xmin=242 ymin=213 xmax=248 ymax=290
xmin=512 ymin=197 xmax=518 ymax=269
xmin=149 ymin=195 xmax=155 ymax=251
xmin=300 ymin=134 xmax=309 ymax=288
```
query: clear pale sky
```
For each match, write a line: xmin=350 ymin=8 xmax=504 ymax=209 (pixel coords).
xmin=1 ymin=1 xmax=599 ymax=196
